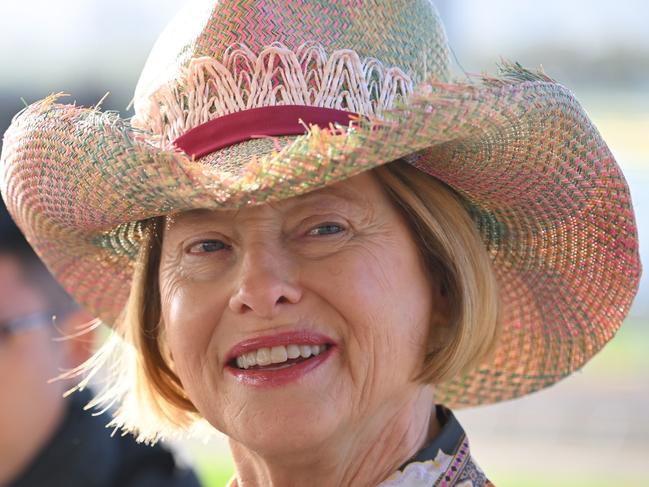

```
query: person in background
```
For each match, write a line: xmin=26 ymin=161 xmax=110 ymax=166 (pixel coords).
xmin=0 ymin=201 xmax=203 ymax=487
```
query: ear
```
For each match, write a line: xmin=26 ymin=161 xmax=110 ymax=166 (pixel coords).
xmin=58 ymin=309 xmax=97 ymax=369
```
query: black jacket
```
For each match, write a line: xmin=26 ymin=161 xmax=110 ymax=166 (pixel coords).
xmin=8 ymin=389 xmax=203 ymax=487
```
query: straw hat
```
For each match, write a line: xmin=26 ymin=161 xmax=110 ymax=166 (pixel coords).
xmin=0 ymin=0 xmax=641 ymax=407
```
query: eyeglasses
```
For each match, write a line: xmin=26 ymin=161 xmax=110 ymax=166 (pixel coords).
xmin=0 ymin=311 xmax=53 ymax=346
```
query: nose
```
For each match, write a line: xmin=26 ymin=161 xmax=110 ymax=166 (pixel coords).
xmin=228 ymin=244 xmax=303 ymax=318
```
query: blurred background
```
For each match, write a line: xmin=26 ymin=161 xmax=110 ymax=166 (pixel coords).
xmin=0 ymin=1 xmax=647 ymax=485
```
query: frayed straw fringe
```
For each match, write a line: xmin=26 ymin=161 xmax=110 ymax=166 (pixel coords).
xmin=132 ymin=42 xmax=414 ymax=146
xmin=480 ymin=60 xmax=557 ymax=87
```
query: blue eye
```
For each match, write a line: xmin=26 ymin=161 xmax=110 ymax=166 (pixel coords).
xmin=308 ymin=224 xmax=344 ymax=236
xmin=188 ymin=240 xmax=228 ymax=254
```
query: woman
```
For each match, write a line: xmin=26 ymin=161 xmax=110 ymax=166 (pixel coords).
xmin=0 ymin=1 xmax=640 ymax=486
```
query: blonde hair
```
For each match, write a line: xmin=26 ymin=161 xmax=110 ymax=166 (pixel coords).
xmin=374 ymin=161 xmax=501 ymax=383
xmin=76 ymin=159 xmax=501 ymax=443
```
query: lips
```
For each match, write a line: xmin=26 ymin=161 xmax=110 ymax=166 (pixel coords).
xmin=226 ymin=330 xmax=336 ymax=363
xmin=225 ymin=330 xmax=337 ymax=387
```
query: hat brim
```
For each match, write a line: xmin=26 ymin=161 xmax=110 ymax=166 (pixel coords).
xmin=1 ymin=65 xmax=641 ymax=407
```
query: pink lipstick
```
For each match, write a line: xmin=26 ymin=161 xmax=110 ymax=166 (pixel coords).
xmin=225 ymin=330 xmax=336 ymax=388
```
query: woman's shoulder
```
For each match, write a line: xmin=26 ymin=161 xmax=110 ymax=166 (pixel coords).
xmin=378 ymin=405 xmax=495 ymax=487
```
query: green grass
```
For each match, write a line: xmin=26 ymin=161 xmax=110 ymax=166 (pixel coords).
xmin=195 ymin=458 xmax=234 ymax=487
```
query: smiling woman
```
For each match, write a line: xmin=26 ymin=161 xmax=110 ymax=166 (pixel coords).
xmin=107 ymin=162 xmax=500 ymax=469
xmin=102 ymin=161 xmax=501 ymax=485
xmin=0 ymin=1 xmax=640 ymax=486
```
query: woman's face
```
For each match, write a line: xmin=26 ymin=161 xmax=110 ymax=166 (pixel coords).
xmin=159 ymin=170 xmax=444 ymax=455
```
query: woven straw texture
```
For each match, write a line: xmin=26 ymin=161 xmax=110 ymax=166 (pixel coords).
xmin=0 ymin=0 xmax=641 ymax=408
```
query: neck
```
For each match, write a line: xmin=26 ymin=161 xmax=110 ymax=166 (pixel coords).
xmin=228 ymin=386 xmax=438 ymax=487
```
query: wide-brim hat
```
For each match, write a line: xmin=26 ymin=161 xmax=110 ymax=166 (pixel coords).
xmin=0 ymin=0 xmax=641 ymax=408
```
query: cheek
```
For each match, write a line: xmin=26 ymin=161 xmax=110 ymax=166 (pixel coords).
xmin=160 ymin=275 xmax=228 ymax=389
xmin=321 ymin=241 xmax=432 ymax=377
xmin=351 ymin=243 xmax=430 ymax=328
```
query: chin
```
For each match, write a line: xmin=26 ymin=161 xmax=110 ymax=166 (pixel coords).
xmin=220 ymin=396 xmax=346 ymax=455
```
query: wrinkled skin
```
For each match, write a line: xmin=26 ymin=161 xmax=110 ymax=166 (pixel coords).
xmin=160 ymin=171 xmax=448 ymax=486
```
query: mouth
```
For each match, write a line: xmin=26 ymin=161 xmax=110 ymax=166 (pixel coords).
xmin=227 ymin=343 xmax=333 ymax=370
xmin=225 ymin=330 xmax=336 ymax=387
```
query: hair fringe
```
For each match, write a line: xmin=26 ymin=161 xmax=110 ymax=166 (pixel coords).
xmin=374 ymin=160 xmax=502 ymax=384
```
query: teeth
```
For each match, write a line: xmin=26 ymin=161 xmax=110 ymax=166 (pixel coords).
xmin=234 ymin=344 xmax=327 ymax=369
xmin=243 ymin=351 xmax=256 ymax=369
xmin=256 ymin=348 xmax=271 ymax=366
xmin=270 ymin=346 xmax=288 ymax=364
xmin=300 ymin=345 xmax=312 ymax=358
xmin=286 ymin=344 xmax=300 ymax=359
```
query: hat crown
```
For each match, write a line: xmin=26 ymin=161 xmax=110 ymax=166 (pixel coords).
xmin=132 ymin=0 xmax=450 ymax=143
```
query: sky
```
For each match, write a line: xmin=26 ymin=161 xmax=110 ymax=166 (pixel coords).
xmin=444 ymin=0 xmax=648 ymax=52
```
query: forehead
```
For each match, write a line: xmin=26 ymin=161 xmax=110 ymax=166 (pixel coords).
xmin=168 ymin=171 xmax=382 ymax=225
